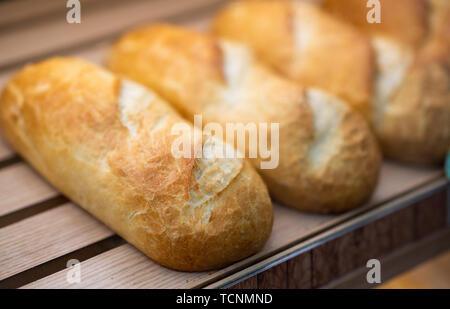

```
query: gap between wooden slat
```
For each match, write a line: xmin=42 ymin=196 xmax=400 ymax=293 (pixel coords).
xmin=0 ymin=195 xmax=68 ymax=228
xmin=0 ymin=203 xmax=114 ymax=281
xmin=0 ymin=155 xmax=21 ymax=170
xmin=22 ymin=243 xmax=209 ymax=289
xmin=0 ymin=235 xmax=124 ymax=289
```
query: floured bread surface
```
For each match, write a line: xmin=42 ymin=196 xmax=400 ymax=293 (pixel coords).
xmin=372 ymin=36 xmax=414 ymax=128
xmin=212 ymin=0 xmax=374 ymax=119
xmin=0 ymin=57 xmax=273 ymax=271
xmin=372 ymin=34 xmax=450 ymax=163
xmin=298 ymin=88 xmax=380 ymax=212
xmin=108 ymin=24 xmax=381 ymax=213
xmin=322 ymin=0 xmax=450 ymax=163
xmin=305 ymin=89 xmax=343 ymax=171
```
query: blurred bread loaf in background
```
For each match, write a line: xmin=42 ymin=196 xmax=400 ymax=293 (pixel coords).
xmin=321 ymin=0 xmax=450 ymax=164
xmin=212 ymin=0 xmax=450 ymax=164
xmin=107 ymin=23 xmax=381 ymax=213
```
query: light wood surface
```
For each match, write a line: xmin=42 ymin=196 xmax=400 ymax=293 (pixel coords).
xmin=0 ymin=0 xmax=223 ymax=69
xmin=0 ymin=137 xmax=13 ymax=161
xmin=0 ymin=163 xmax=57 ymax=217
xmin=0 ymin=203 xmax=113 ymax=280
xmin=23 ymin=244 xmax=209 ymax=289
xmin=0 ymin=0 xmax=102 ymax=28
xmin=17 ymin=163 xmax=443 ymax=288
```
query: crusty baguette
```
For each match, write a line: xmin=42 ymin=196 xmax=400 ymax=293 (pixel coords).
xmin=213 ymin=0 xmax=450 ymax=164
xmin=0 ymin=57 xmax=273 ymax=271
xmin=212 ymin=0 xmax=374 ymax=119
xmin=107 ymin=24 xmax=381 ymax=213
xmin=321 ymin=0 xmax=450 ymax=164
xmin=370 ymin=36 xmax=450 ymax=163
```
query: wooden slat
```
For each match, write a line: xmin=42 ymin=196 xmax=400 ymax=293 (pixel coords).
xmin=0 ymin=136 xmax=13 ymax=161
xmin=0 ymin=203 xmax=113 ymax=280
xmin=22 ymin=164 xmax=444 ymax=288
xmin=20 ymin=203 xmax=329 ymax=289
xmin=0 ymin=0 xmax=224 ymax=69
xmin=22 ymin=244 xmax=208 ymax=289
xmin=0 ymin=0 xmax=102 ymax=28
xmin=0 ymin=163 xmax=57 ymax=217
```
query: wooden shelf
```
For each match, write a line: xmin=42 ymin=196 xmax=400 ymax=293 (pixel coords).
xmin=0 ymin=0 xmax=448 ymax=289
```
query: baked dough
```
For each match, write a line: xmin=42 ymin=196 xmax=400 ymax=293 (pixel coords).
xmin=0 ymin=57 xmax=273 ymax=271
xmin=213 ymin=0 xmax=450 ymax=164
xmin=213 ymin=0 xmax=374 ymax=119
xmin=107 ymin=24 xmax=381 ymax=213
xmin=322 ymin=0 xmax=450 ymax=163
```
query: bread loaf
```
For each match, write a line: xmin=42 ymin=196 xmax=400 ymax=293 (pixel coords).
xmin=321 ymin=0 xmax=450 ymax=164
xmin=0 ymin=57 xmax=273 ymax=271
xmin=107 ymin=24 xmax=381 ymax=213
xmin=213 ymin=0 xmax=450 ymax=164
xmin=212 ymin=0 xmax=374 ymax=119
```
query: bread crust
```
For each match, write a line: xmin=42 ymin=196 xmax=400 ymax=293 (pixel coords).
xmin=107 ymin=24 xmax=381 ymax=213
xmin=214 ymin=0 xmax=450 ymax=164
xmin=0 ymin=57 xmax=273 ymax=271
xmin=373 ymin=35 xmax=450 ymax=164
xmin=212 ymin=0 xmax=374 ymax=119
xmin=322 ymin=0 xmax=450 ymax=164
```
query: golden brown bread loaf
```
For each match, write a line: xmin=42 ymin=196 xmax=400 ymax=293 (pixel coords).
xmin=212 ymin=0 xmax=374 ymax=119
xmin=0 ymin=57 xmax=273 ymax=271
xmin=213 ymin=0 xmax=450 ymax=164
xmin=321 ymin=0 xmax=450 ymax=164
xmin=107 ymin=24 xmax=381 ymax=213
